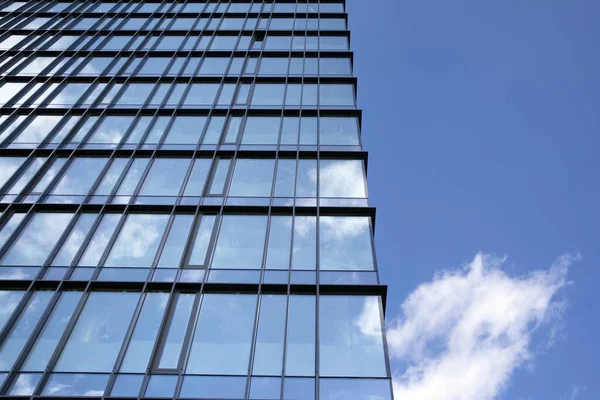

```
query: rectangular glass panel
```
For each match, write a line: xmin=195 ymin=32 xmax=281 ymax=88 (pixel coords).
xmin=207 ymin=159 xmax=231 ymax=195
xmin=319 ymin=216 xmax=375 ymax=271
xmin=51 ymin=158 xmax=108 ymax=195
xmin=285 ymin=295 xmax=316 ymax=376
xmin=319 ymin=378 xmax=392 ymax=400
xmin=157 ymin=215 xmax=194 ymax=268
xmin=139 ymin=158 xmax=190 ymax=196
xmin=0 ymin=290 xmax=25 ymax=333
xmin=188 ymin=215 xmax=216 ymax=266
xmin=104 ymin=214 xmax=169 ymax=267
xmin=158 ymin=293 xmax=195 ymax=369
xmin=292 ymin=216 xmax=317 ymax=270
xmin=319 ymin=296 xmax=387 ymax=377
xmin=183 ymin=159 xmax=211 ymax=196
xmin=51 ymin=214 xmax=97 ymax=266
xmin=1 ymin=213 xmax=73 ymax=266
xmin=296 ymin=160 xmax=317 ymax=197
xmin=165 ymin=116 xmax=207 ymax=145
xmin=0 ymin=291 xmax=53 ymax=370
xmin=319 ymin=160 xmax=367 ymax=198
xmin=77 ymin=213 xmax=121 ymax=266
xmin=252 ymin=295 xmax=287 ymax=375
xmin=229 ymin=159 xmax=275 ymax=197
xmin=120 ymin=292 xmax=169 ymax=372
xmin=186 ymin=294 xmax=257 ymax=374
xmin=265 ymin=216 xmax=292 ymax=270
xmin=93 ymin=158 xmax=128 ymax=195
xmin=54 ymin=292 xmax=140 ymax=372
xmin=211 ymin=215 xmax=267 ymax=269
xmin=274 ymin=159 xmax=296 ymax=198
xmin=22 ymin=291 xmax=83 ymax=371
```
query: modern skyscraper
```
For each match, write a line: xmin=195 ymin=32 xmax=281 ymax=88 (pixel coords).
xmin=0 ymin=1 xmax=393 ymax=399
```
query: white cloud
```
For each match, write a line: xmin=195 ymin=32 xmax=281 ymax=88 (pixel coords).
xmin=387 ymin=252 xmax=578 ymax=400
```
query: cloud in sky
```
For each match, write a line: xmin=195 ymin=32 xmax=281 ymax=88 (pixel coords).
xmin=387 ymin=252 xmax=579 ymax=400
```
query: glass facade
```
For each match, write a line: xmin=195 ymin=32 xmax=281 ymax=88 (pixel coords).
xmin=0 ymin=1 xmax=393 ymax=399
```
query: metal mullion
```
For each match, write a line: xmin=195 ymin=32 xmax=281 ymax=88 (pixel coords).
xmin=148 ymin=206 xmax=180 ymax=270
xmin=279 ymin=292 xmax=292 ymax=398
xmin=244 ymin=278 xmax=264 ymax=399
xmin=176 ymin=290 xmax=205 ymax=391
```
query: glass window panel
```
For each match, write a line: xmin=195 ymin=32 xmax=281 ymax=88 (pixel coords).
xmin=250 ymin=377 xmax=281 ymax=400
xmin=321 ymin=58 xmax=352 ymax=75
xmin=51 ymin=158 xmax=108 ymax=195
xmin=212 ymin=216 xmax=267 ymax=269
xmin=12 ymin=115 xmax=62 ymax=145
xmin=188 ymin=215 xmax=216 ymax=266
xmin=125 ymin=116 xmax=152 ymax=145
xmin=146 ymin=375 xmax=177 ymax=397
xmin=77 ymin=213 xmax=121 ymax=266
xmin=265 ymin=36 xmax=292 ymax=50
xmin=22 ymin=292 xmax=83 ymax=371
xmin=165 ymin=116 xmax=207 ymax=145
xmin=296 ymin=159 xmax=317 ymax=197
xmin=207 ymin=158 xmax=231 ymax=195
xmin=265 ymin=216 xmax=292 ymax=270
xmin=320 ymin=84 xmax=355 ymax=106
xmin=319 ymin=217 xmax=374 ymax=271
xmin=320 ymin=378 xmax=392 ymax=400
xmin=0 ymin=290 xmax=25 ymax=333
xmin=281 ymin=117 xmax=299 ymax=145
xmin=199 ymin=57 xmax=230 ymax=75
xmin=223 ymin=117 xmax=242 ymax=143
xmin=158 ymin=293 xmax=195 ymax=369
xmin=93 ymin=158 xmax=128 ymax=195
xmin=117 ymin=83 xmax=155 ymax=105
xmin=285 ymin=84 xmax=301 ymax=106
xmin=186 ymin=294 xmax=257 ymax=374
xmin=111 ymin=374 xmax=143 ymax=397
xmin=144 ymin=117 xmax=170 ymax=145
xmin=291 ymin=216 xmax=317 ymax=270
xmin=183 ymin=159 xmax=212 ymax=196
xmin=320 ymin=117 xmax=360 ymax=146
xmin=285 ymin=295 xmax=316 ymax=376
xmin=43 ymin=373 xmax=110 ymax=396
xmin=217 ymin=83 xmax=236 ymax=105
xmin=201 ymin=116 xmax=226 ymax=144
xmin=259 ymin=57 xmax=289 ymax=76
xmin=8 ymin=373 xmax=42 ymax=396
xmin=81 ymin=57 xmax=112 ymax=75
xmin=283 ymin=377 xmax=315 ymax=400
xmin=302 ymin=84 xmax=318 ymax=106
xmin=183 ymin=83 xmax=220 ymax=106
xmin=139 ymin=158 xmax=190 ymax=196
xmin=157 ymin=215 xmax=194 ymax=268
xmin=115 ymin=158 xmax=149 ymax=195
xmin=300 ymin=117 xmax=318 ymax=145
xmin=88 ymin=116 xmax=135 ymax=144
xmin=0 ymin=291 xmax=53 ymax=370
xmin=0 ymin=214 xmax=26 ymax=250
xmin=242 ymin=117 xmax=280 ymax=145
xmin=0 ymin=157 xmax=26 ymax=188
xmin=120 ymin=293 xmax=169 ymax=372
xmin=54 ymin=292 xmax=140 ymax=372
xmin=319 ymin=160 xmax=366 ymax=198
xmin=1 ymin=213 xmax=73 ymax=266
xmin=180 ymin=376 xmax=246 ymax=399
xmin=253 ymin=295 xmax=287 ymax=375
xmin=229 ymin=159 xmax=275 ymax=197
xmin=319 ymin=296 xmax=387 ymax=377
xmin=47 ymin=83 xmax=88 ymax=106
xmin=252 ymin=84 xmax=285 ymax=106
xmin=30 ymin=157 xmax=67 ymax=194
xmin=273 ymin=159 xmax=296 ymax=198
xmin=3 ymin=157 xmax=44 ymax=195
xmin=104 ymin=214 xmax=169 ymax=267
xmin=51 ymin=214 xmax=97 ymax=266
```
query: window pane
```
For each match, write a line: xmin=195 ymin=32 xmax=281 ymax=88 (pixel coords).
xmin=242 ymin=117 xmax=280 ymax=145
xmin=51 ymin=214 xmax=97 ymax=266
xmin=292 ymin=216 xmax=316 ymax=270
xmin=296 ymin=160 xmax=317 ymax=197
xmin=180 ymin=376 xmax=246 ymax=399
xmin=51 ymin=158 xmax=108 ymax=195
xmin=319 ymin=296 xmax=387 ymax=377
xmin=120 ymin=292 xmax=169 ymax=372
xmin=274 ymin=159 xmax=296 ymax=197
xmin=252 ymin=295 xmax=287 ymax=375
xmin=285 ymin=295 xmax=315 ymax=376
xmin=251 ymin=84 xmax=285 ymax=106
xmin=188 ymin=215 xmax=216 ymax=266
xmin=22 ymin=292 xmax=83 ymax=371
xmin=158 ymin=293 xmax=195 ymax=369
xmin=88 ymin=116 xmax=135 ymax=144
xmin=118 ymin=83 xmax=154 ymax=105
xmin=43 ymin=373 xmax=109 ymax=396
xmin=93 ymin=158 xmax=128 ymax=195
xmin=0 ymin=157 xmax=26 ymax=188
xmin=54 ymin=292 xmax=140 ymax=372
xmin=265 ymin=216 xmax=292 ymax=270
xmin=77 ymin=213 xmax=121 ymax=266
xmin=229 ymin=159 xmax=274 ymax=197
xmin=0 ymin=291 xmax=53 ymax=371
xmin=320 ymin=84 xmax=355 ymax=106
xmin=1 ymin=213 xmax=73 ymax=266
xmin=212 ymin=216 xmax=267 ymax=269
xmin=319 ymin=160 xmax=366 ymax=198
xmin=207 ymin=158 xmax=231 ymax=195
xmin=319 ymin=217 xmax=374 ymax=271
xmin=157 ymin=215 xmax=194 ymax=268
xmin=0 ymin=290 xmax=25 ymax=333
xmin=186 ymin=294 xmax=257 ymax=374
xmin=183 ymin=159 xmax=211 ymax=196
xmin=165 ymin=116 xmax=207 ymax=145
xmin=319 ymin=378 xmax=392 ymax=400
xmin=183 ymin=83 xmax=219 ymax=106
xmin=104 ymin=214 xmax=169 ymax=267
xmin=139 ymin=158 xmax=190 ymax=196
xmin=320 ymin=117 xmax=360 ymax=146
xmin=13 ymin=115 xmax=62 ymax=145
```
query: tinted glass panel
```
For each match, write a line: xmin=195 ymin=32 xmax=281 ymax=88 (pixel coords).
xmin=212 ymin=216 xmax=267 ymax=269
xmin=319 ymin=217 xmax=374 ymax=271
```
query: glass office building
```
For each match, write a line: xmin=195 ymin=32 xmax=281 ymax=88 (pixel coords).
xmin=0 ymin=1 xmax=393 ymax=399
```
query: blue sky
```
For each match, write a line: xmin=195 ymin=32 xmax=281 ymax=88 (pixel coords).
xmin=347 ymin=0 xmax=600 ymax=398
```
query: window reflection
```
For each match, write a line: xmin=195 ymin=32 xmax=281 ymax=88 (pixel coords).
xmin=212 ymin=215 xmax=267 ymax=269
xmin=319 ymin=217 xmax=375 ymax=271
